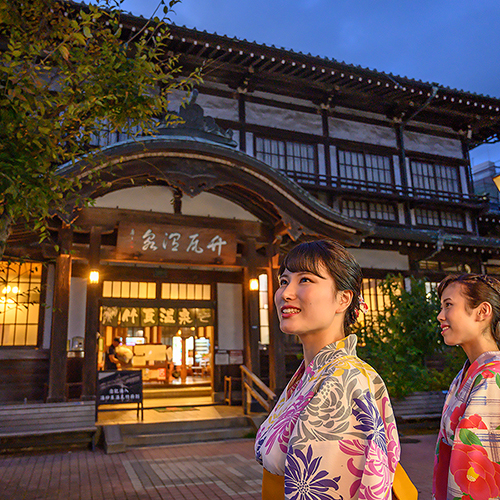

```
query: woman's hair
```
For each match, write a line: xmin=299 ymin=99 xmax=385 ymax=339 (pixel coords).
xmin=438 ymin=274 xmax=500 ymax=348
xmin=278 ymin=239 xmax=362 ymax=332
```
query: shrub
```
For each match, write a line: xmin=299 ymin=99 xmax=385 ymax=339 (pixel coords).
xmin=353 ymin=274 xmax=466 ymax=399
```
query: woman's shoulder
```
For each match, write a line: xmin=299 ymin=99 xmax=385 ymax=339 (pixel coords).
xmin=317 ymin=351 xmax=384 ymax=387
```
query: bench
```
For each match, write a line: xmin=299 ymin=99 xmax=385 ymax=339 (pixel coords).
xmin=392 ymin=390 xmax=447 ymax=427
xmin=0 ymin=401 xmax=98 ymax=453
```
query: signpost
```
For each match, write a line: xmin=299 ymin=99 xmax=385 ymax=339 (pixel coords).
xmin=97 ymin=370 xmax=144 ymax=420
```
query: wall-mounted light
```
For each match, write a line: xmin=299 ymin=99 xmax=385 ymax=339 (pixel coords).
xmin=249 ymin=278 xmax=259 ymax=291
xmin=89 ymin=270 xmax=100 ymax=284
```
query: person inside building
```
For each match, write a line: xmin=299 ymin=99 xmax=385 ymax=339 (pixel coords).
xmin=104 ymin=337 xmax=122 ymax=370
xmin=433 ymin=274 xmax=500 ymax=500
xmin=255 ymin=239 xmax=402 ymax=499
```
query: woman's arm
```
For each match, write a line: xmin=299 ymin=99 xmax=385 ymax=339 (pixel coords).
xmin=446 ymin=363 xmax=500 ymax=500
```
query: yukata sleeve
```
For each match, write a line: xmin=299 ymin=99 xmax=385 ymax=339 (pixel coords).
xmin=284 ymin=371 xmax=400 ymax=500
xmin=447 ymin=365 xmax=500 ymax=500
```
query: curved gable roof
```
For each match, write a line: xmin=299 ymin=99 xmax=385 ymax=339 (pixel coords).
xmin=63 ymin=135 xmax=373 ymax=246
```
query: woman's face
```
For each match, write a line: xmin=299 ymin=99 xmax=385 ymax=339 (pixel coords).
xmin=437 ymin=282 xmax=487 ymax=348
xmin=274 ymin=264 xmax=349 ymax=340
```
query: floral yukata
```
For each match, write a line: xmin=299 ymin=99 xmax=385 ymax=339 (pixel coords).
xmin=255 ymin=335 xmax=400 ymax=500
xmin=433 ymin=351 xmax=500 ymax=500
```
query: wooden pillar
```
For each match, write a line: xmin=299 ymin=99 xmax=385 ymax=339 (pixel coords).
xmin=82 ymin=227 xmax=101 ymax=400
xmin=238 ymin=92 xmax=246 ymax=152
xmin=242 ymin=238 xmax=260 ymax=376
xmin=181 ymin=337 xmax=187 ymax=382
xmin=395 ymin=124 xmax=411 ymax=226
xmin=267 ymin=250 xmax=286 ymax=393
xmin=47 ymin=225 xmax=73 ymax=402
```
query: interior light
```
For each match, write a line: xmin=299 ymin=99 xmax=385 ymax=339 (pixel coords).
xmin=12 ymin=287 xmax=18 ymax=294
xmin=89 ymin=270 xmax=100 ymax=284
xmin=249 ymin=278 xmax=259 ymax=291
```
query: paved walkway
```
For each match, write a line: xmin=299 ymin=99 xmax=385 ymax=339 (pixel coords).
xmin=0 ymin=433 xmax=437 ymax=500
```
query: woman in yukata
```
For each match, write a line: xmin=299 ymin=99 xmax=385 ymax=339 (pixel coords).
xmin=255 ymin=239 xmax=401 ymax=500
xmin=434 ymin=274 xmax=500 ymax=500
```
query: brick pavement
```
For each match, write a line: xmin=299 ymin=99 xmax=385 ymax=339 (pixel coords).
xmin=0 ymin=435 xmax=437 ymax=500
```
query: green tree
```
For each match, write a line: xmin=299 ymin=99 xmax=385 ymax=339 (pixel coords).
xmin=0 ymin=0 xmax=201 ymax=256
xmin=354 ymin=275 xmax=466 ymax=398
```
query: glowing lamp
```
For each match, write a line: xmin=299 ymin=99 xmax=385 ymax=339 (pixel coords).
xmin=89 ymin=270 xmax=100 ymax=284
xmin=249 ymin=278 xmax=259 ymax=291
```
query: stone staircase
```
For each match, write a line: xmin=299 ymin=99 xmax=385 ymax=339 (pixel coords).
xmin=103 ymin=415 xmax=255 ymax=454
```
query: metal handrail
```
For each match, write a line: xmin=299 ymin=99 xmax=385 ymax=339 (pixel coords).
xmin=240 ymin=365 xmax=276 ymax=414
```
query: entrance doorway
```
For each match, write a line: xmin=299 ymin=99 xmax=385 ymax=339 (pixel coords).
xmin=98 ymin=279 xmax=215 ymax=401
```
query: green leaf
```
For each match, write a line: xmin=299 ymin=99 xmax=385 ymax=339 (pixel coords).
xmin=459 ymin=429 xmax=482 ymax=447
xmin=496 ymin=373 xmax=500 ymax=389
xmin=59 ymin=45 xmax=70 ymax=60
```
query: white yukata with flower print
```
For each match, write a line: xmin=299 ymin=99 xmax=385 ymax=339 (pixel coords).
xmin=255 ymin=334 xmax=400 ymax=500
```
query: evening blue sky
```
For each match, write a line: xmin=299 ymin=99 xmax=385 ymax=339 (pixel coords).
xmin=120 ymin=0 xmax=500 ymax=166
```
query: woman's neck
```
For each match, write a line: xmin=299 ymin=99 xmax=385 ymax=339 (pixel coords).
xmin=462 ymin=335 xmax=499 ymax=364
xmin=301 ymin=330 xmax=346 ymax=365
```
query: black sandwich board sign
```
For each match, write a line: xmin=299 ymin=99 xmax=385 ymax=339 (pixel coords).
xmin=97 ymin=370 xmax=144 ymax=420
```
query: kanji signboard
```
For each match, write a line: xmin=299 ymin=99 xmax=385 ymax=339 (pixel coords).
xmin=116 ymin=222 xmax=237 ymax=264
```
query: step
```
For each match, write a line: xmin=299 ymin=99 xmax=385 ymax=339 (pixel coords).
xmin=143 ymin=386 xmax=212 ymax=399
xmin=123 ymin=426 xmax=254 ymax=448
xmin=120 ymin=416 xmax=250 ymax=436
xmin=106 ymin=416 xmax=254 ymax=452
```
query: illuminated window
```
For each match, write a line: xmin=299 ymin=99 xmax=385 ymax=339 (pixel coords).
xmin=102 ymin=281 xmax=157 ymax=299
xmin=0 ymin=261 xmax=42 ymax=346
xmin=258 ymin=274 xmax=269 ymax=345
xmin=161 ymin=283 xmax=211 ymax=300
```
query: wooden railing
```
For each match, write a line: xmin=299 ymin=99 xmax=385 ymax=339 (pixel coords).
xmin=240 ymin=365 xmax=276 ymax=415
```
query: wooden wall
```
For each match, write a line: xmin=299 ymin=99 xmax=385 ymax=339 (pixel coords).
xmin=0 ymin=350 xmax=49 ymax=403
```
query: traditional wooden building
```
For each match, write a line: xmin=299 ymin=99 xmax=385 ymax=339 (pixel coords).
xmin=3 ymin=14 xmax=500 ymax=405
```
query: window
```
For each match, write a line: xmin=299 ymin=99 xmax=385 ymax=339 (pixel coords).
xmin=410 ymin=160 xmax=461 ymax=198
xmin=415 ymin=208 xmax=465 ymax=229
xmin=255 ymin=137 xmax=317 ymax=181
xmin=258 ymin=274 xmax=269 ymax=345
xmin=102 ymin=281 xmax=212 ymax=300
xmin=102 ymin=281 xmax=156 ymax=299
xmin=342 ymin=200 xmax=397 ymax=222
xmin=0 ymin=261 xmax=42 ymax=346
xmin=358 ymin=278 xmax=392 ymax=325
xmin=161 ymin=283 xmax=211 ymax=300
xmin=337 ymin=149 xmax=393 ymax=191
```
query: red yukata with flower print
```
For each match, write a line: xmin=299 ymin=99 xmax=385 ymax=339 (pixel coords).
xmin=433 ymin=351 xmax=500 ymax=500
xmin=255 ymin=335 xmax=400 ymax=500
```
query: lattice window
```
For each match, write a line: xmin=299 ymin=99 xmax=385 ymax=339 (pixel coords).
xmin=102 ymin=281 xmax=156 ymax=299
xmin=338 ymin=149 xmax=393 ymax=190
xmin=342 ymin=200 xmax=397 ymax=222
xmin=410 ymin=160 xmax=461 ymax=197
xmin=255 ymin=137 xmax=316 ymax=179
xmin=415 ymin=208 xmax=465 ymax=229
xmin=0 ymin=261 xmax=42 ymax=346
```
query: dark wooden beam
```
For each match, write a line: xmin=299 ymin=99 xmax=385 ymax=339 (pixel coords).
xmin=47 ymin=229 xmax=72 ymax=402
xmin=267 ymin=248 xmax=286 ymax=393
xmin=82 ymin=226 xmax=102 ymax=400
xmin=242 ymin=238 xmax=260 ymax=376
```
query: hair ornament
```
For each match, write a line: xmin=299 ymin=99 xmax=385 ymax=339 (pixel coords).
xmin=358 ymin=295 xmax=369 ymax=316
